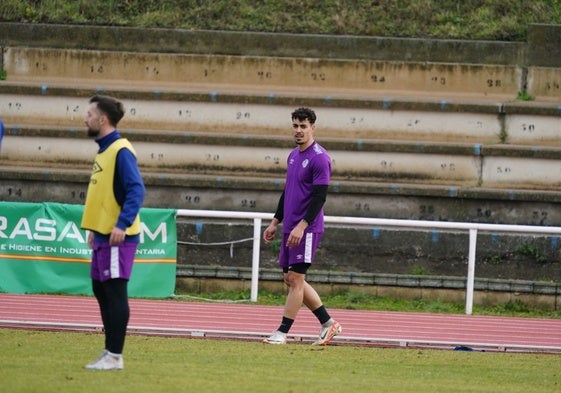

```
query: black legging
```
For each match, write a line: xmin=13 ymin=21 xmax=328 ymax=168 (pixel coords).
xmin=92 ymin=278 xmax=130 ymax=354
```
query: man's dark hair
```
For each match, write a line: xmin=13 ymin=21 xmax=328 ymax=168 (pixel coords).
xmin=291 ymin=107 xmax=316 ymax=124
xmin=89 ymin=95 xmax=125 ymax=127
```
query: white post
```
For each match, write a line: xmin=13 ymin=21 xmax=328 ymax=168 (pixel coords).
xmin=465 ymin=228 xmax=477 ymax=315
xmin=250 ymin=218 xmax=262 ymax=302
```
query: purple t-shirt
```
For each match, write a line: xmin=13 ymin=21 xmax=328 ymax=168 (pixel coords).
xmin=283 ymin=141 xmax=331 ymax=233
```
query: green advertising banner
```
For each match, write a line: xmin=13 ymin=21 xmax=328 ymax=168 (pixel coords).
xmin=0 ymin=202 xmax=177 ymax=298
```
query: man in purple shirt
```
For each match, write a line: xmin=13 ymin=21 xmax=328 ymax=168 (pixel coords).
xmin=263 ymin=107 xmax=342 ymax=345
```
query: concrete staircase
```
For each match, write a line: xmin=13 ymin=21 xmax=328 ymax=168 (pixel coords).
xmin=1 ymin=23 xmax=561 ymax=284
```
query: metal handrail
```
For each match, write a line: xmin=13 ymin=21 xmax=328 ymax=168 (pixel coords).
xmin=176 ymin=209 xmax=561 ymax=314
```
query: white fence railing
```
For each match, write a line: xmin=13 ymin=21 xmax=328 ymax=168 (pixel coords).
xmin=176 ymin=209 xmax=561 ymax=314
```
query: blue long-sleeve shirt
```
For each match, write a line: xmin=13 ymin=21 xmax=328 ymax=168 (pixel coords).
xmin=93 ymin=130 xmax=145 ymax=242
xmin=0 ymin=119 xmax=4 ymax=153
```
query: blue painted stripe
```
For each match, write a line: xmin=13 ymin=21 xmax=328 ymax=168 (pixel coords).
xmin=432 ymin=231 xmax=439 ymax=242
xmin=474 ymin=144 xmax=481 ymax=155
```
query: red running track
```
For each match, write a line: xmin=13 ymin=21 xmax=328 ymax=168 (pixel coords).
xmin=1 ymin=293 xmax=560 ymax=353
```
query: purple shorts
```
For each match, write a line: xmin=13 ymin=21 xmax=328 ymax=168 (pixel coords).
xmin=278 ymin=231 xmax=322 ymax=269
xmin=90 ymin=241 xmax=138 ymax=282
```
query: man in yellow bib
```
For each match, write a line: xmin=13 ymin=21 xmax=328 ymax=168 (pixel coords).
xmin=81 ymin=95 xmax=145 ymax=370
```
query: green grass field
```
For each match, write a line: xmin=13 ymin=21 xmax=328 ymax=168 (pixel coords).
xmin=1 ymin=328 xmax=559 ymax=393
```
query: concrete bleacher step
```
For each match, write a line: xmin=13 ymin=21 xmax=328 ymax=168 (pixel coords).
xmin=4 ymin=125 xmax=561 ymax=191
xmin=3 ymin=46 xmax=525 ymax=98
xmin=1 ymin=82 xmax=560 ymax=146
xmin=0 ymin=86 xmax=504 ymax=143
xmin=3 ymin=163 xmax=561 ymax=226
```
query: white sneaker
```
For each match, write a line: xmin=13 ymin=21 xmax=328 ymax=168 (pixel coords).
xmin=263 ymin=330 xmax=287 ymax=345
xmin=85 ymin=351 xmax=124 ymax=370
xmin=85 ymin=350 xmax=108 ymax=368
xmin=312 ymin=320 xmax=342 ymax=346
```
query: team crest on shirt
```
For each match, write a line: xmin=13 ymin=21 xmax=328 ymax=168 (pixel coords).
xmin=92 ymin=161 xmax=103 ymax=174
xmin=302 ymin=159 xmax=309 ymax=168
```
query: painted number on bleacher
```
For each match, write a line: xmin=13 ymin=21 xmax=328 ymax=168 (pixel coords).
xmin=204 ymin=69 xmax=217 ymax=77
xmin=257 ymin=71 xmax=272 ymax=79
xmin=264 ymin=156 xmax=280 ymax=165
xmin=241 ymin=199 xmax=257 ymax=208
xmin=145 ymin=66 xmax=160 ymax=75
xmin=236 ymin=112 xmax=251 ymax=120
xmin=90 ymin=65 xmax=104 ymax=74
xmin=546 ymin=81 xmax=560 ymax=91
xmin=521 ymin=123 xmax=536 ymax=133
xmin=178 ymin=109 xmax=192 ymax=118
xmin=350 ymin=117 xmax=364 ymax=124
xmin=380 ymin=160 xmax=393 ymax=169
xmin=407 ymin=119 xmax=420 ymax=127
xmin=70 ymin=191 xmax=86 ymax=200
xmin=66 ymin=105 xmax=80 ymax=113
xmin=370 ymin=75 xmax=386 ymax=83
xmin=311 ymin=73 xmax=326 ymax=81
xmin=184 ymin=195 xmax=201 ymax=204
xmin=532 ymin=211 xmax=548 ymax=225
xmin=420 ymin=205 xmax=435 ymax=214
xmin=35 ymin=62 xmax=47 ymax=71
xmin=431 ymin=76 xmax=446 ymax=85
xmin=129 ymin=108 xmax=137 ymax=116
xmin=476 ymin=208 xmax=492 ymax=218
xmin=354 ymin=202 xmax=370 ymax=211
xmin=496 ymin=166 xmax=512 ymax=174
xmin=440 ymin=163 xmax=456 ymax=171
xmin=7 ymin=102 xmax=22 ymax=111
xmin=7 ymin=188 xmax=23 ymax=197
xmin=206 ymin=154 xmax=220 ymax=161
xmin=150 ymin=153 xmax=165 ymax=161
xmin=486 ymin=79 xmax=502 ymax=87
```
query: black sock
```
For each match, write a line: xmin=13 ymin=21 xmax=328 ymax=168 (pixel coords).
xmin=312 ymin=305 xmax=331 ymax=325
xmin=278 ymin=316 xmax=294 ymax=333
